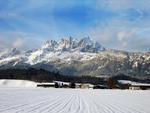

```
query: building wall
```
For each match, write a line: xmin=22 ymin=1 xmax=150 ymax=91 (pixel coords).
xmin=129 ymin=86 xmax=141 ymax=90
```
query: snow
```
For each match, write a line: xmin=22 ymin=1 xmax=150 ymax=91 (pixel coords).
xmin=0 ymin=79 xmax=38 ymax=88
xmin=26 ymin=49 xmax=44 ymax=65
xmin=0 ymin=56 xmax=20 ymax=65
xmin=0 ymin=88 xmax=149 ymax=113
xmin=0 ymin=37 xmax=105 ymax=66
xmin=118 ymin=80 xmax=150 ymax=86
xmin=118 ymin=80 xmax=139 ymax=84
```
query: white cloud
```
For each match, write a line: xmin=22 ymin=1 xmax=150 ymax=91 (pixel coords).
xmin=96 ymin=0 xmax=150 ymax=11
xmin=12 ymin=38 xmax=25 ymax=48
xmin=117 ymin=32 xmax=125 ymax=41
xmin=0 ymin=31 xmax=43 ymax=50
xmin=117 ymin=29 xmax=137 ymax=41
xmin=0 ymin=0 xmax=149 ymax=52
xmin=88 ymin=22 xmax=150 ymax=52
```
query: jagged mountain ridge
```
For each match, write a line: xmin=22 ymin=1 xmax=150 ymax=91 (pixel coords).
xmin=41 ymin=37 xmax=104 ymax=52
xmin=0 ymin=37 xmax=149 ymax=77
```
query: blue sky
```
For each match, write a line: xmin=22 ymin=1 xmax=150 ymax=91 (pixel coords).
xmin=0 ymin=0 xmax=150 ymax=52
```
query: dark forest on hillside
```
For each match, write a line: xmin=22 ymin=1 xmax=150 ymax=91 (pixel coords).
xmin=0 ymin=68 xmax=150 ymax=85
xmin=0 ymin=68 xmax=105 ymax=85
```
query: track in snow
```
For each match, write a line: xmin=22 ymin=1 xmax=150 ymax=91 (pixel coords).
xmin=0 ymin=88 xmax=150 ymax=113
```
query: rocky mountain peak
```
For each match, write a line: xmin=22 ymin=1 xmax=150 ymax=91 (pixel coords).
xmin=42 ymin=37 xmax=105 ymax=53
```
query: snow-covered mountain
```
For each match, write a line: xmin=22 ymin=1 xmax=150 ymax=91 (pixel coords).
xmin=0 ymin=37 xmax=149 ymax=77
xmin=24 ymin=37 xmax=105 ymax=65
xmin=41 ymin=37 xmax=104 ymax=52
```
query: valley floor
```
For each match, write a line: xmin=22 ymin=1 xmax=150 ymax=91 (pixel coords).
xmin=0 ymin=88 xmax=150 ymax=113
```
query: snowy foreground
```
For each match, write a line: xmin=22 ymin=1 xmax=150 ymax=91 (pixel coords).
xmin=0 ymin=88 xmax=150 ymax=113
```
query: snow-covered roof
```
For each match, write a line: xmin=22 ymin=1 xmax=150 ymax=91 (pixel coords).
xmin=118 ymin=80 xmax=150 ymax=86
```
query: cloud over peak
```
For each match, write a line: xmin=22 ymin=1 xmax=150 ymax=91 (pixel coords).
xmin=0 ymin=0 xmax=149 ymax=52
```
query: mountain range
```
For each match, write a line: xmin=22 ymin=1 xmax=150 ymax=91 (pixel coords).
xmin=0 ymin=37 xmax=149 ymax=78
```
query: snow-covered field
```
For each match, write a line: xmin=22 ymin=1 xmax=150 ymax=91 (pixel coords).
xmin=0 ymin=88 xmax=150 ymax=113
xmin=0 ymin=79 xmax=38 ymax=88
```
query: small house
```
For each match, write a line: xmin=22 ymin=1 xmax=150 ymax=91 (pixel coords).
xmin=129 ymin=84 xmax=150 ymax=90
xmin=37 ymin=83 xmax=55 ymax=88
xmin=93 ymin=85 xmax=108 ymax=89
xmin=80 ymin=84 xmax=93 ymax=89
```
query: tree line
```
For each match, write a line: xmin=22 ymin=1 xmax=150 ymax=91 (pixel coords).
xmin=0 ymin=68 xmax=105 ymax=84
xmin=0 ymin=68 xmax=149 ymax=87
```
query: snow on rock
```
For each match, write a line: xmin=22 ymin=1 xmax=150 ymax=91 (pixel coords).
xmin=0 ymin=37 xmax=149 ymax=77
xmin=0 ymin=79 xmax=38 ymax=88
xmin=25 ymin=37 xmax=103 ymax=65
xmin=40 ymin=37 xmax=104 ymax=53
xmin=0 ymin=48 xmax=20 ymax=59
